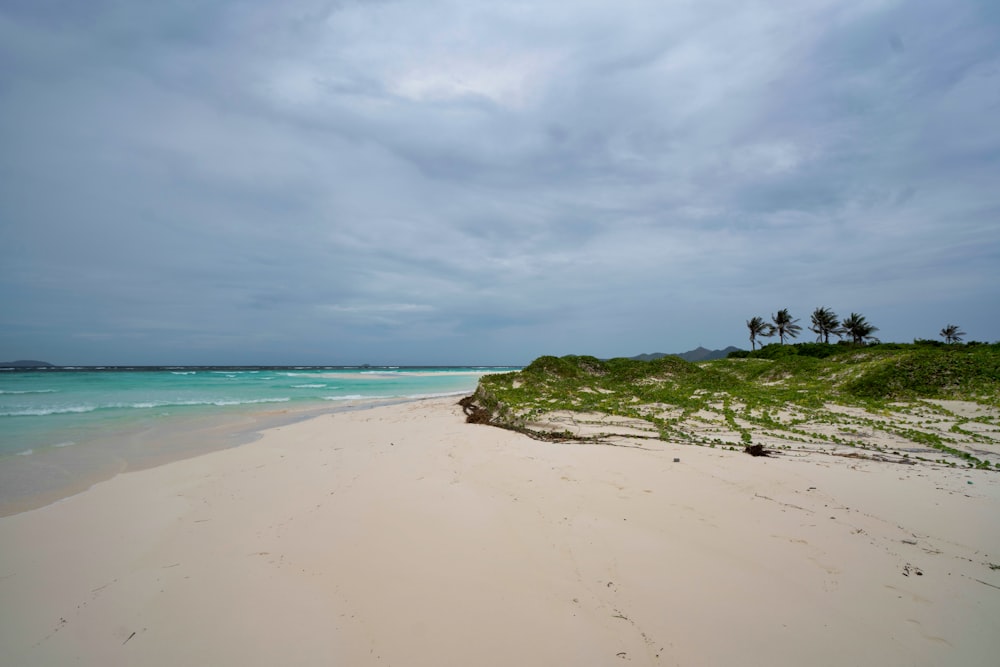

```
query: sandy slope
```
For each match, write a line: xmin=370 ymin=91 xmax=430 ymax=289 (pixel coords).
xmin=2 ymin=398 xmax=999 ymax=666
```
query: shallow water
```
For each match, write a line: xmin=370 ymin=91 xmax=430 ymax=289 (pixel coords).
xmin=0 ymin=366 xmax=516 ymax=514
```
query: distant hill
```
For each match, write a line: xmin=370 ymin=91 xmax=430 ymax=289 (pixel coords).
xmin=0 ymin=360 xmax=54 ymax=368
xmin=629 ymin=346 xmax=741 ymax=362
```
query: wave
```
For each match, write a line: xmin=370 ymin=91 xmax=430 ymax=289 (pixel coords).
xmin=15 ymin=449 xmax=34 ymax=456
xmin=2 ymin=406 xmax=97 ymax=417
xmin=208 ymin=398 xmax=291 ymax=406
xmin=1 ymin=397 xmax=293 ymax=417
xmin=405 ymin=390 xmax=468 ymax=399
xmin=156 ymin=397 xmax=292 ymax=407
xmin=0 ymin=389 xmax=58 ymax=394
xmin=171 ymin=371 xmax=197 ymax=375
xmin=291 ymin=384 xmax=327 ymax=389
xmin=319 ymin=390 xmax=467 ymax=403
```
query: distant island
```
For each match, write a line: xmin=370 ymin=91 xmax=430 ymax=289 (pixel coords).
xmin=0 ymin=360 xmax=54 ymax=368
xmin=629 ymin=346 xmax=741 ymax=362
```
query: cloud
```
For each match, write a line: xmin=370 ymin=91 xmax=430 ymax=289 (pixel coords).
xmin=1 ymin=0 xmax=998 ymax=364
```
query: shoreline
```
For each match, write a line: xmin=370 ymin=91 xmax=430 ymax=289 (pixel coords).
xmin=2 ymin=397 xmax=999 ymax=665
xmin=0 ymin=394 xmax=466 ymax=517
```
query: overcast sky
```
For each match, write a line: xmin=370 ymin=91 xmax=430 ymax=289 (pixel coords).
xmin=1 ymin=1 xmax=998 ymax=365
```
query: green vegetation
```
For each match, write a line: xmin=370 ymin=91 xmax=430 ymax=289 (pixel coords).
xmin=468 ymin=342 xmax=1000 ymax=468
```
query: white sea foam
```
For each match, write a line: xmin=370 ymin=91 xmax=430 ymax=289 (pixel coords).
xmin=16 ymin=449 xmax=34 ymax=456
xmin=405 ymin=391 xmax=468 ymax=399
xmin=53 ymin=441 xmax=77 ymax=448
xmin=146 ymin=397 xmax=292 ymax=408
xmin=1 ymin=406 xmax=97 ymax=417
xmin=171 ymin=371 xmax=196 ymax=375
xmin=317 ymin=389 xmax=470 ymax=403
xmin=210 ymin=398 xmax=291 ymax=406
xmin=0 ymin=389 xmax=57 ymax=394
xmin=291 ymin=384 xmax=326 ymax=389
xmin=1 ymin=396 xmax=294 ymax=416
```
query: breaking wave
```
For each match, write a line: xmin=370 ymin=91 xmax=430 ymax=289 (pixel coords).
xmin=1 ymin=397 xmax=292 ymax=417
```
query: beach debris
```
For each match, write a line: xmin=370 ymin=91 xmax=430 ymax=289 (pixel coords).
xmin=744 ymin=444 xmax=769 ymax=457
xmin=123 ymin=631 xmax=136 ymax=645
xmin=458 ymin=395 xmax=493 ymax=424
xmin=902 ymin=563 xmax=923 ymax=577
xmin=673 ymin=457 xmax=680 ymax=463
xmin=902 ymin=539 xmax=918 ymax=545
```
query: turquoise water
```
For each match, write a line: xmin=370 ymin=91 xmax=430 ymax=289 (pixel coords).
xmin=0 ymin=366 xmax=515 ymax=456
xmin=0 ymin=366 xmax=517 ymax=512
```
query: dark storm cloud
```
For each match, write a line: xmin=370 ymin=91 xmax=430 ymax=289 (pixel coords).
xmin=1 ymin=0 xmax=998 ymax=364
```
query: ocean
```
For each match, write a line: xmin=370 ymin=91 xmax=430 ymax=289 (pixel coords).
xmin=0 ymin=365 xmax=517 ymax=514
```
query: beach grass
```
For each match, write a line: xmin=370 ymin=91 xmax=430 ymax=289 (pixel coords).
xmin=470 ymin=343 xmax=1000 ymax=467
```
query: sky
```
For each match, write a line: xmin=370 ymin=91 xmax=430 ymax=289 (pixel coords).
xmin=1 ymin=0 xmax=998 ymax=366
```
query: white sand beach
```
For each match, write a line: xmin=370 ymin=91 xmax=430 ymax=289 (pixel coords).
xmin=2 ymin=397 xmax=999 ymax=666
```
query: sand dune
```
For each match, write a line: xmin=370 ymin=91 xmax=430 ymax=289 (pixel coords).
xmin=2 ymin=398 xmax=998 ymax=665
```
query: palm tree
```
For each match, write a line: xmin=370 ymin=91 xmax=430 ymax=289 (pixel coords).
xmin=809 ymin=306 xmax=842 ymax=344
xmin=746 ymin=316 xmax=775 ymax=351
xmin=939 ymin=324 xmax=966 ymax=344
xmin=841 ymin=313 xmax=879 ymax=345
xmin=771 ymin=309 xmax=801 ymax=345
